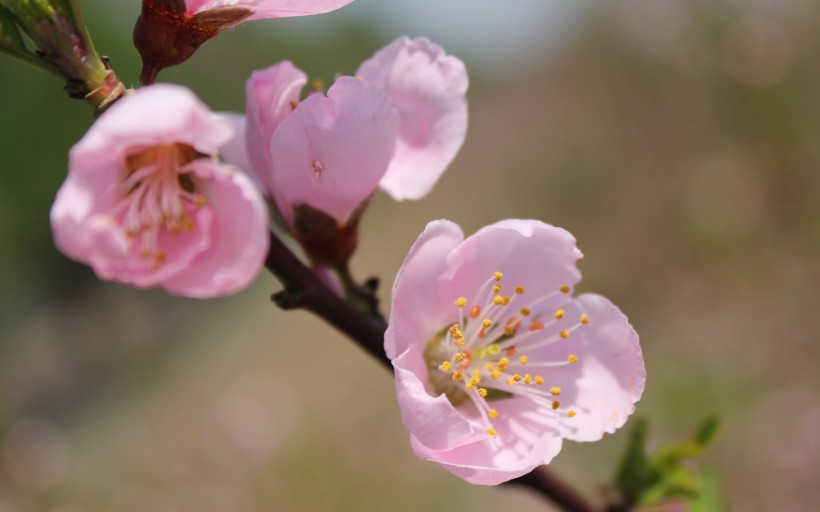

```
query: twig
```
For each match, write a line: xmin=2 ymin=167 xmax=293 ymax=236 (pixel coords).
xmin=264 ymin=229 xmax=600 ymax=512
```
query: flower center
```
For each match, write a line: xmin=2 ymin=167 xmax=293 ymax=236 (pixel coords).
xmin=423 ymin=271 xmax=589 ymax=439
xmin=111 ymin=143 xmax=209 ymax=265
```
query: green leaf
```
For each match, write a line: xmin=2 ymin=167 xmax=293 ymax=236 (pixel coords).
xmin=639 ymin=465 xmax=701 ymax=506
xmin=0 ymin=7 xmax=24 ymax=49
xmin=614 ymin=417 xmax=652 ymax=505
xmin=690 ymin=467 xmax=727 ymax=512
xmin=651 ymin=416 xmax=720 ymax=468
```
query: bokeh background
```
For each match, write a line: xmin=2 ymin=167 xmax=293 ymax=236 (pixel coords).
xmin=1 ymin=0 xmax=819 ymax=510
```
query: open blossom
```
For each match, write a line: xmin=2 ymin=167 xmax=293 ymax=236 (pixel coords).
xmin=242 ymin=36 xmax=468 ymax=211
xmin=386 ymin=220 xmax=646 ymax=485
xmin=134 ymin=0 xmax=354 ymax=83
xmin=50 ymin=84 xmax=269 ymax=298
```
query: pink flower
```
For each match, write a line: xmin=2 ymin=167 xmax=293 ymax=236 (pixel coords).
xmin=242 ymin=36 xmax=468 ymax=207
xmin=386 ymin=220 xmax=646 ymax=485
xmin=50 ymin=84 xmax=269 ymax=298
xmin=134 ymin=0 xmax=354 ymax=83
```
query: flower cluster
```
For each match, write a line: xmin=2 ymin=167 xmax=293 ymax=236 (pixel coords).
xmin=47 ymin=2 xmax=646 ymax=489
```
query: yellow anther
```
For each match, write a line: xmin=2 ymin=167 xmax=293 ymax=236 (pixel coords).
xmin=452 ymin=329 xmax=464 ymax=339
xmin=493 ymin=295 xmax=504 ymax=305
xmin=482 ymin=318 xmax=492 ymax=328
xmin=552 ymin=401 xmax=560 ymax=410
xmin=465 ymin=380 xmax=475 ymax=390
xmin=560 ymin=330 xmax=570 ymax=339
xmin=555 ymin=309 xmax=565 ymax=320
xmin=502 ymin=296 xmax=511 ymax=305
xmin=519 ymin=355 xmax=528 ymax=365
xmin=493 ymin=272 xmax=503 ymax=281
xmin=580 ymin=313 xmax=590 ymax=324
xmin=560 ymin=285 xmax=570 ymax=294
xmin=489 ymin=409 xmax=499 ymax=419
xmin=455 ymin=339 xmax=465 ymax=348
xmin=507 ymin=377 xmax=517 ymax=385
xmin=567 ymin=410 xmax=577 ymax=418
xmin=487 ymin=428 xmax=497 ymax=437
xmin=478 ymin=388 xmax=488 ymax=397
xmin=568 ymin=354 xmax=579 ymax=364
xmin=452 ymin=371 xmax=463 ymax=381
xmin=440 ymin=361 xmax=452 ymax=372
xmin=484 ymin=362 xmax=494 ymax=371
xmin=499 ymin=357 xmax=510 ymax=366
xmin=491 ymin=370 xmax=501 ymax=379
xmin=534 ymin=375 xmax=545 ymax=385
xmin=454 ymin=353 xmax=465 ymax=362
xmin=289 ymin=99 xmax=299 ymax=110
xmin=520 ymin=307 xmax=531 ymax=316
xmin=513 ymin=374 xmax=522 ymax=382
xmin=504 ymin=325 xmax=516 ymax=336
xmin=493 ymin=284 xmax=502 ymax=293
xmin=523 ymin=374 xmax=533 ymax=384
xmin=472 ymin=369 xmax=482 ymax=380
xmin=455 ymin=297 xmax=468 ymax=307
xmin=550 ymin=387 xmax=562 ymax=396
xmin=515 ymin=286 xmax=525 ymax=294
xmin=488 ymin=344 xmax=500 ymax=355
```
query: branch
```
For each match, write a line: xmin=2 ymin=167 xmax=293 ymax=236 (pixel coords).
xmin=264 ymin=229 xmax=600 ymax=512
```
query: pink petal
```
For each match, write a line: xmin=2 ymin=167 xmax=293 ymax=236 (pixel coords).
xmin=72 ymin=85 xmax=233 ymax=184
xmin=244 ymin=61 xmax=308 ymax=194
xmin=269 ymin=76 xmax=398 ymax=224
xmin=385 ymin=219 xmax=464 ymax=359
xmin=188 ymin=0 xmax=354 ymax=20
xmin=528 ymin=294 xmax=645 ymax=442
xmin=393 ymin=347 xmax=485 ymax=451
xmin=163 ymin=161 xmax=270 ymax=298
xmin=409 ymin=408 xmax=563 ymax=485
xmin=357 ymin=36 xmax=468 ymax=200
xmin=440 ymin=219 xmax=583 ymax=310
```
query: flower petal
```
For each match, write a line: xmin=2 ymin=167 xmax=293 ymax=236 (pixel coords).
xmin=244 ymin=61 xmax=307 ymax=194
xmin=441 ymin=219 xmax=583 ymax=311
xmin=357 ymin=36 xmax=469 ymax=200
xmin=385 ymin=219 xmax=464 ymax=359
xmin=530 ymin=294 xmax=645 ymax=442
xmin=409 ymin=410 xmax=563 ymax=485
xmin=188 ymin=0 xmax=354 ymax=20
xmin=269 ymin=76 xmax=398 ymax=224
xmin=72 ymin=85 xmax=233 ymax=185
xmin=163 ymin=161 xmax=269 ymax=298
xmin=393 ymin=347 xmax=485 ymax=451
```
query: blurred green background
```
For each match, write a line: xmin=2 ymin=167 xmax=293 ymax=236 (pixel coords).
xmin=1 ymin=0 xmax=819 ymax=510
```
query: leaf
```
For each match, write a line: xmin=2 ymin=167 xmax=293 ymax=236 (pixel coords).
xmin=651 ymin=416 xmax=720 ymax=468
xmin=639 ymin=465 xmax=701 ymax=506
xmin=614 ymin=417 xmax=652 ymax=505
xmin=0 ymin=6 xmax=26 ymax=51
xmin=690 ymin=467 xmax=727 ymax=512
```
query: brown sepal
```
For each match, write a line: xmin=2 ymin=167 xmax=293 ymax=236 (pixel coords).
xmin=290 ymin=201 xmax=369 ymax=268
xmin=134 ymin=1 xmax=252 ymax=84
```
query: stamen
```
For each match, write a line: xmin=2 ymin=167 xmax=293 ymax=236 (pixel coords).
xmin=580 ymin=313 xmax=590 ymax=324
xmin=454 ymin=297 xmax=467 ymax=307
